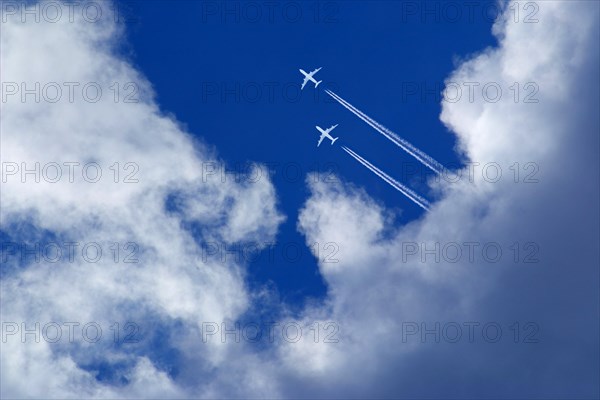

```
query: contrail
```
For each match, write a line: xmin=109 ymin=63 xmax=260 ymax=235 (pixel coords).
xmin=343 ymin=146 xmax=430 ymax=211
xmin=342 ymin=146 xmax=430 ymax=211
xmin=326 ymin=89 xmax=444 ymax=175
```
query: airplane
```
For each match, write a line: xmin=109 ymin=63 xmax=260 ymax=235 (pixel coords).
xmin=299 ymin=67 xmax=322 ymax=90
xmin=316 ymin=124 xmax=339 ymax=147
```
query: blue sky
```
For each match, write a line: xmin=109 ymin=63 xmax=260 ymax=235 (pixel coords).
xmin=122 ymin=0 xmax=498 ymax=304
xmin=1 ymin=1 xmax=599 ymax=398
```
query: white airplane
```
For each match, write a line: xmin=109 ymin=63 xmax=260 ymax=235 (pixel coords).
xmin=300 ymin=67 xmax=322 ymax=90
xmin=316 ymin=124 xmax=339 ymax=147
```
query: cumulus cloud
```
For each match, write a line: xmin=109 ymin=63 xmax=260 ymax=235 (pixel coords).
xmin=1 ymin=0 xmax=598 ymax=398
xmin=290 ymin=1 xmax=599 ymax=398
xmin=1 ymin=1 xmax=284 ymax=397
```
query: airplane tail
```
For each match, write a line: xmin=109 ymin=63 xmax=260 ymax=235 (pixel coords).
xmin=315 ymin=80 xmax=322 ymax=88
xmin=331 ymin=137 xmax=339 ymax=145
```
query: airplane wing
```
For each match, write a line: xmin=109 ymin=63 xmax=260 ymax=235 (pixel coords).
xmin=310 ymin=67 xmax=322 ymax=75
xmin=301 ymin=77 xmax=309 ymax=90
xmin=317 ymin=134 xmax=325 ymax=147
xmin=325 ymin=124 xmax=338 ymax=134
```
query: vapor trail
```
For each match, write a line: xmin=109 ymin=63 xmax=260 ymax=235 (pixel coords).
xmin=342 ymin=146 xmax=430 ymax=211
xmin=326 ymin=89 xmax=444 ymax=175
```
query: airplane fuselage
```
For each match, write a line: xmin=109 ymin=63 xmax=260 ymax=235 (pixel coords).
xmin=300 ymin=67 xmax=323 ymax=89
xmin=316 ymin=124 xmax=339 ymax=146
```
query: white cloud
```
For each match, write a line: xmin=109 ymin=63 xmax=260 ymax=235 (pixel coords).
xmin=288 ymin=1 xmax=599 ymax=397
xmin=1 ymin=0 xmax=598 ymax=398
xmin=1 ymin=1 xmax=284 ymax=397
